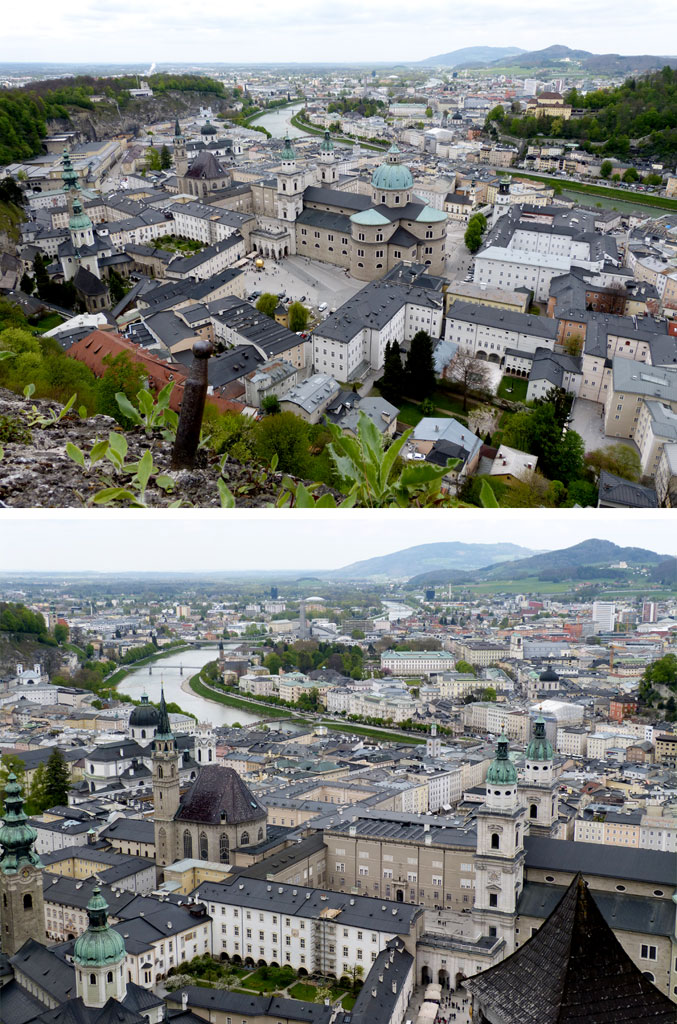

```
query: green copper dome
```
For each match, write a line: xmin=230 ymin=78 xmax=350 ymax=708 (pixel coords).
xmin=69 ymin=198 xmax=92 ymax=232
xmin=0 ymin=772 xmax=42 ymax=874
xmin=74 ymin=887 xmax=125 ymax=967
xmin=320 ymin=130 xmax=334 ymax=153
xmin=280 ymin=136 xmax=296 ymax=161
xmin=371 ymin=143 xmax=413 ymax=192
xmin=486 ymin=733 xmax=518 ymax=785
xmin=526 ymin=716 xmax=553 ymax=761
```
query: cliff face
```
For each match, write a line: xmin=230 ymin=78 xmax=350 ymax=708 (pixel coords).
xmin=0 ymin=633 xmax=66 ymax=680
xmin=48 ymin=91 xmax=238 ymax=142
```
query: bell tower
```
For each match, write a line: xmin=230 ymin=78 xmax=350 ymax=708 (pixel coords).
xmin=521 ymin=715 xmax=559 ymax=836
xmin=0 ymin=772 xmax=46 ymax=955
xmin=276 ymin=136 xmax=303 ymax=223
xmin=473 ymin=733 xmax=527 ymax=954
xmin=74 ymin=887 xmax=127 ymax=1006
xmin=319 ymin=130 xmax=338 ymax=185
xmin=152 ymin=687 xmax=181 ymax=868
xmin=174 ymin=117 xmax=188 ymax=179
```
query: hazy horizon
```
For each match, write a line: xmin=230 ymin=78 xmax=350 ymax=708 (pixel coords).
xmin=0 ymin=513 xmax=674 ymax=574
xmin=3 ymin=2 xmax=676 ymax=65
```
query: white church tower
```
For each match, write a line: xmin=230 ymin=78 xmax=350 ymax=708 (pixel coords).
xmin=276 ymin=136 xmax=304 ymax=223
xmin=473 ymin=732 xmax=527 ymax=954
xmin=318 ymin=130 xmax=338 ymax=185
xmin=521 ymin=715 xmax=560 ymax=837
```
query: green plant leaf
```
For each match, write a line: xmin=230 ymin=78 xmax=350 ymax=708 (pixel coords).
xmin=0 ymin=351 xmax=15 ymax=362
xmin=78 ymin=405 xmax=87 ymax=419
xmin=133 ymin=449 xmax=154 ymax=493
xmin=57 ymin=393 xmax=77 ymax=421
xmin=92 ymin=487 xmax=143 ymax=506
xmin=108 ymin=431 xmax=128 ymax=462
xmin=218 ymin=478 xmax=236 ymax=507
xmin=156 ymin=474 xmax=176 ymax=491
xmin=23 ymin=383 xmax=35 ymax=398
xmin=479 ymin=478 xmax=499 ymax=507
xmin=66 ymin=442 xmax=85 ymax=468
xmin=89 ymin=440 xmax=109 ymax=464
xmin=115 ymin=392 xmax=143 ymax=425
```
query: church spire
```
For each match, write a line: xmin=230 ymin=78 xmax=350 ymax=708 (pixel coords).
xmin=0 ymin=772 xmax=42 ymax=873
xmin=74 ymin=886 xmax=127 ymax=1006
xmin=156 ymin=685 xmax=173 ymax=738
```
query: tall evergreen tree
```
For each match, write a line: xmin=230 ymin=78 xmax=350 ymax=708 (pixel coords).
xmin=404 ymin=330 xmax=436 ymax=400
xmin=44 ymin=748 xmax=70 ymax=808
xmin=380 ymin=340 xmax=405 ymax=404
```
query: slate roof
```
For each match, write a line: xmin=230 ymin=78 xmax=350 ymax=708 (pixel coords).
xmin=185 ymin=151 xmax=229 ymax=181
xmin=37 ymin=995 xmax=145 ymax=1024
xmin=98 ymin=817 xmax=155 ymax=845
xmin=598 ymin=470 xmax=658 ymax=508
xmin=175 ymin=765 xmax=266 ymax=824
xmin=518 ymin=881 xmax=675 ymax=938
xmin=0 ymin=978 xmax=46 ymax=1024
xmin=167 ymin=989 xmax=332 ymax=1024
xmin=303 ymin=186 xmax=371 ymax=211
xmin=73 ymin=266 xmax=108 ymax=298
xmin=10 ymin=939 xmax=75 ymax=1004
xmin=295 ymin=207 xmax=352 ymax=234
xmin=523 ymin=835 xmax=676 ymax=884
xmin=464 ymin=874 xmax=676 ymax=1023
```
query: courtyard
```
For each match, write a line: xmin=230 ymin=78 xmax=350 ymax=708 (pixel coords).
xmin=240 ymin=255 xmax=363 ymax=319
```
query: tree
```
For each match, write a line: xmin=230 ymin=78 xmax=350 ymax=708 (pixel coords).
xmin=160 ymin=144 xmax=172 ymax=169
xmin=54 ymin=622 xmax=69 ymax=644
xmin=95 ymin=352 xmax=147 ymax=425
xmin=449 ymin=349 xmax=491 ymax=411
xmin=404 ymin=330 xmax=436 ymax=400
xmin=379 ymin=340 xmax=406 ymax=405
xmin=351 ymin=629 xmax=365 ymax=639
xmin=288 ymin=301 xmax=309 ymax=332
xmin=254 ymin=411 xmax=311 ymax=475
xmin=26 ymin=762 xmax=48 ymax=814
xmin=85 ymin=644 xmax=95 ymax=659
xmin=146 ymin=145 xmax=162 ymax=171
xmin=425 ymin=106 xmax=433 ymax=118
xmin=464 ymin=220 xmax=483 ymax=253
xmin=255 ymin=293 xmax=278 ymax=318
xmin=563 ymin=335 xmax=584 ymax=357
xmin=600 ymin=160 xmax=613 ymax=179
xmin=263 ymin=653 xmax=282 ymax=675
xmin=20 ymin=272 xmax=34 ymax=294
xmin=642 ymin=654 xmax=677 ymax=690
xmin=261 ymin=395 xmax=281 ymax=416
xmin=482 ymin=686 xmax=497 ymax=702
xmin=622 ymin=167 xmax=639 ymax=183
xmin=455 ymin=660 xmax=476 ymax=675
xmin=585 ymin=443 xmax=641 ymax=482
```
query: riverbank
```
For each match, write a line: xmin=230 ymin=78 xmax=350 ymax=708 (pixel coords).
xmin=186 ymin=670 xmax=428 ymax=744
xmin=104 ymin=643 xmax=197 ymax=688
xmin=290 ymin=113 xmax=388 ymax=152
xmin=504 ymin=169 xmax=677 ymax=213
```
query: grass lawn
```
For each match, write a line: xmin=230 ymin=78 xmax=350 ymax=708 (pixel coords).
xmin=288 ymin=983 xmax=320 ymax=1002
xmin=242 ymin=967 xmax=296 ymax=992
xmin=497 ymin=376 xmax=528 ymax=402
xmin=32 ymin=312 xmax=64 ymax=333
xmin=397 ymin=401 xmax=425 ymax=426
xmin=341 ymin=994 xmax=357 ymax=1010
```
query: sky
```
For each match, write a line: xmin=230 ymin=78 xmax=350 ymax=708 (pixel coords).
xmin=2 ymin=1 xmax=677 ymax=64
xmin=0 ymin=511 xmax=675 ymax=573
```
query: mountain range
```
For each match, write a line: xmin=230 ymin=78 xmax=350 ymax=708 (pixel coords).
xmin=406 ymin=539 xmax=672 ymax=587
xmin=421 ymin=44 xmax=677 ymax=74
xmin=329 ymin=542 xmax=538 ymax=580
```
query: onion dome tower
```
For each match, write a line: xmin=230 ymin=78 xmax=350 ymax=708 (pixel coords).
xmin=61 ymin=148 xmax=80 ymax=216
xmin=473 ymin=733 xmax=526 ymax=953
xmin=74 ymin=886 xmax=127 ymax=1006
xmin=276 ymin=136 xmax=303 ymax=224
xmin=0 ymin=772 xmax=45 ymax=954
xmin=522 ymin=715 xmax=559 ymax=837
xmin=319 ymin=130 xmax=337 ymax=184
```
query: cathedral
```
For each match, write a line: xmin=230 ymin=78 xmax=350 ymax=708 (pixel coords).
xmin=250 ymin=136 xmax=448 ymax=280
xmin=151 ymin=689 xmax=267 ymax=870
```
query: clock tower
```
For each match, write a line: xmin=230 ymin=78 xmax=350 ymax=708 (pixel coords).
xmin=0 ymin=772 xmax=45 ymax=955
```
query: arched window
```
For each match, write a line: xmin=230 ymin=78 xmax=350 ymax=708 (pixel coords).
xmin=530 ymin=804 xmax=538 ymax=819
xmin=208 ymin=749 xmax=213 ymax=762
xmin=199 ymin=831 xmax=209 ymax=860
xmin=491 ymin=833 xmax=500 ymax=850
xmin=240 ymin=831 xmax=250 ymax=846
xmin=158 ymin=766 xmax=163 ymax=779
xmin=198 ymin=748 xmax=202 ymax=762
xmin=107 ymin=971 xmax=113 ymax=983
xmin=23 ymin=893 xmax=32 ymax=910
xmin=183 ymin=830 xmax=193 ymax=859
xmin=90 ymin=974 xmax=97 ymax=986
xmin=219 ymin=833 xmax=229 ymax=863
xmin=257 ymin=827 xmax=264 ymax=841
xmin=141 ymin=729 xmax=146 ymax=739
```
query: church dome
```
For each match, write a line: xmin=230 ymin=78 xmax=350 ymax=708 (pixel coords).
xmin=200 ymin=121 xmax=217 ymax=135
xmin=486 ymin=733 xmax=518 ymax=785
xmin=69 ymin=199 xmax=92 ymax=232
xmin=320 ymin=130 xmax=334 ymax=153
xmin=371 ymin=143 xmax=414 ymax=191
xmin=526 ymin=716 xmax=553 ymax=761
xmin=539 ymin=666 xmax=559 ymax=682
xmin=129 ymin=694 xmax=159 ymax=729
xmin=74 ymin=888 xmax=126 ymax=967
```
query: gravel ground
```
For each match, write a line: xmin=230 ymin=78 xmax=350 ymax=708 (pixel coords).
xmin=0 ymin=389 xmax=338 ymax=508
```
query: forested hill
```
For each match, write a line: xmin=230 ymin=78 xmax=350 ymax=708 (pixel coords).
xmin=498 ymin=66 xmax=677 ymax=162
xmin=0 ymin=73 xmax=234 ymax=167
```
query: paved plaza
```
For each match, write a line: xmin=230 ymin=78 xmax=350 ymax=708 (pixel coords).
xmin=240 ymin=255 xmax=364 ymax=319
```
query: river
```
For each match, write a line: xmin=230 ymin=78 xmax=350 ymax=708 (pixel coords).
xmin=381 ymin=600 xmax=415 ymax=622
xmin=117 ymin=645 xmax=261 ymax=727
xmin=559 ymin=189 xmax=668 ymax=219
xmin=249 ymin=102 xmax=308 ymax=139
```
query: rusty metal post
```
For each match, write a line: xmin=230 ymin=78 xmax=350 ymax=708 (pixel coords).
xmin=171 ymin=339 xmax=213 ymax=470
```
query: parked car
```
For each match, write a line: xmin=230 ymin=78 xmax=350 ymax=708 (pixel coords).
xmin=318 ymin=302 xmax=328 ymax=312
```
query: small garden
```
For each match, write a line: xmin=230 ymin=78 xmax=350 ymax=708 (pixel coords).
xmin=496 ymin=375 xmax=528 ymax=403
xmin=155 ymin=234 xmax=204 ymax=254
xmin=166 ymin=956 xmax=359 ymax=1007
